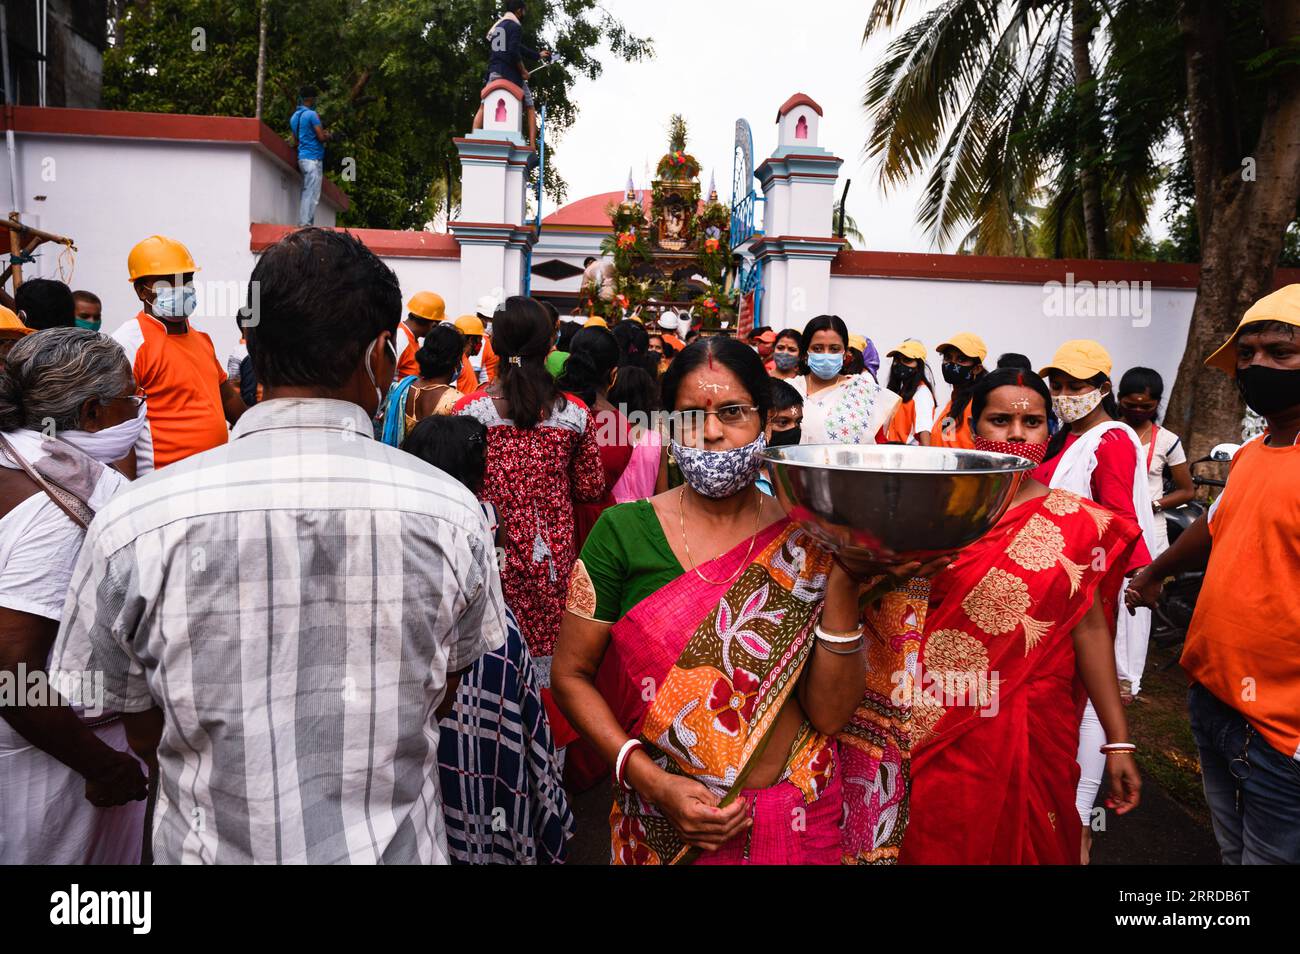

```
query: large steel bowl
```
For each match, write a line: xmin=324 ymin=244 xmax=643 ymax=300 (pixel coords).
xmin=763 ymin=444 xmax=1036 ymax=561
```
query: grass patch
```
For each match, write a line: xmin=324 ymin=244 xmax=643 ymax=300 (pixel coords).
xmin=1126 ymin=641 xmax=1211 ymax=828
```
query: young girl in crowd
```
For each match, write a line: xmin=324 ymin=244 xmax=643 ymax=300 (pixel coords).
xmin=1116 ymin=367 xmax=1194 ymax=554
xmin=1032 ymin=339 xmax=1156 ymax=863
xmin=382 ymin=323 xmax=465 ymax=446
xmin=559 ymin=326 xmax=633 ymax=547
xmin=607 ymin=364 xmax=666 ymax=503
xmin=931 ymin=332 xmax=988 ymax=448
xmin=454 ymin=297 xmax=605 ymax=754
xmin=401 ymin=414 xmax=574 ymax=864
xmin=768 ymin=328 xmax=802 ymax=380
xmin=884 ymin=339 xmax=937 ymax=445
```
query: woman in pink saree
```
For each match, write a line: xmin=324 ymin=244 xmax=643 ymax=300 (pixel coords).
xmin=554 ymin=337 xmax=947 ymax=865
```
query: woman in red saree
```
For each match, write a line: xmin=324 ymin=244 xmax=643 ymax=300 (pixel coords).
xmin=901 ymin=369 xmax=1144 ymax=865
xmin=554 ymin=337 xmax=949 ymax=865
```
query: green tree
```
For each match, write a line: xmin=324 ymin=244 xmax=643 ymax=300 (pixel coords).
xmin=103 ymin=0 xmax=652 ymax=229
xmin=861 ymin=0 xmax=1179 ymax=259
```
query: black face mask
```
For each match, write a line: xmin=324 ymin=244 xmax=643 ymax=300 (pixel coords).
xmin=1237 ymin=365 xmax=1300 ymax=416
xmin=888 ymin=363 xmax=919 ymax=394
xmin=768 ymin=426 xmax=802 ymax=447
xmin=942 ymin=362 xmax=978 ymax=387
xmin=1120 ymin=407 xmax=1157 ymax=427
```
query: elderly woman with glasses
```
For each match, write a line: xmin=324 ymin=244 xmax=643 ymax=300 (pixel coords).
xmin=554 ymin=336 xmax=952 ymax=865
xmin=0 ymin=328 xmax=151 ymax=864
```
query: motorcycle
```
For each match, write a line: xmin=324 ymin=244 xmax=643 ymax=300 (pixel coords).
xmin=1150 ymin=442 xmax=1241 ymax=659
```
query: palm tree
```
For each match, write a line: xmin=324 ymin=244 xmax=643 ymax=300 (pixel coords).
xmin=861 ymin=0 xmax=1171 ymax=258
xmin=832 ymin=199 xmax=867 ymax=249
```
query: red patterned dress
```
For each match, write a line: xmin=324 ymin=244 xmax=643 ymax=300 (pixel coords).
xmin=454 ymin=392 xmax=605 ymax=662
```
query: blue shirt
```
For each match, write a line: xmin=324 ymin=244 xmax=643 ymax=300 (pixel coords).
xmin=290 ymin=106 xmax=324 ymax=161
xmin=486 ymin=17 xmax=538 ymax=86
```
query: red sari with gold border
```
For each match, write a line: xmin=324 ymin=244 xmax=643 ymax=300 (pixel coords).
xmin=900 ymin=488 xmax=1141 ymax=865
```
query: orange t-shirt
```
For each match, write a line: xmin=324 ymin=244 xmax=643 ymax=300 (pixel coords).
xmin=1182 ymin=436 xmax=1300 ymax=758
xmin=457 ymin=355 xmax=480 ymax=395
xmin=482 ymin=336 xmax=499 ymax=382
xmin=886 ymin=398 xmax=917 ymax=445
xmin=113 ymin=311 xmax=228 ymax=471
xmin=396 ymin=321 xmax=421 ymax=379
xmin=930 ymin=398 xmax=974 ymax=449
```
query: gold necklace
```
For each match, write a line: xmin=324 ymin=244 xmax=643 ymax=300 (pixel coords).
xmin=677 ymin=485 xmax=763 ymax=585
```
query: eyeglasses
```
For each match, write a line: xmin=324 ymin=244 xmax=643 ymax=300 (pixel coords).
xmin=104 ymin=387 xmax=147 ymax=410
xmin=667 ymin=404 xmax=758 ymax=442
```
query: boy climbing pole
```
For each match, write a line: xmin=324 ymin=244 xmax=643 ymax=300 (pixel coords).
xmin=473 ymin=0 xmax=550 ymax=166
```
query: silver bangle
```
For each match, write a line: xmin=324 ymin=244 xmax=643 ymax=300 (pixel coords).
xmin=817 ymin=639 xmax=863 ymax=655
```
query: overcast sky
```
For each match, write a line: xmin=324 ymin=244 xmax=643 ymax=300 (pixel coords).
xmin=545 ymin=0 xmax=1170 ymax=253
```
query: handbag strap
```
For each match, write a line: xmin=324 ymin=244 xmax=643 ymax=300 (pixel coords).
xmin=0 ymin=433 xmax=92 ymax=530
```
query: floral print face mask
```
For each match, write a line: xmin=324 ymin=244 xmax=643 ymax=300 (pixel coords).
xmin=671 ymin=434 xmax=767 ymax=499
xmin=1052 ymin=388 xmax=1104 ymax=424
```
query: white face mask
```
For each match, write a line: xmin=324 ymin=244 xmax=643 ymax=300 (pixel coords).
xmin=59 ymin=402 xmax=148 ymax=463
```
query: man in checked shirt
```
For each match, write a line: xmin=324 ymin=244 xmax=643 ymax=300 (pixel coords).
xmin=49 ymin=229 xmax=507 ymax=864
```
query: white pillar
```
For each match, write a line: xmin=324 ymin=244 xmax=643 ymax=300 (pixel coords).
xmin=752 ymin=93 xmax=843 ymax=331
xmin=452 ymin=79 xmax=536 ymax=308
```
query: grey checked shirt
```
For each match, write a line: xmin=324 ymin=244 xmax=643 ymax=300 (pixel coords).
xmin=50 ymin=398 xmax=507 ymax=864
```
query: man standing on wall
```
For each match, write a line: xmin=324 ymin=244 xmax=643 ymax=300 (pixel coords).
xmin=290 ymin=85 xmax=330 ymax=228
xmin=473 ymin=0 xmax=550 ymax=163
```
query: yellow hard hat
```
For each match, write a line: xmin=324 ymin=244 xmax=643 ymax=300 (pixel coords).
xmin=936 ymin=332 xmax=988 ymax=363
xmin=848 ymin=333 xmax=867 ymax=352
xmin=1039 ymin=339 xmax=1113 ymax=380
xmin=1205 ymin=284 xmax=1300 ymax=376
xmin=584 ymin=316 xmax=609 ymax=329
xmin=887 ymin=339 xmax=927 ymax=361
xmin=454 ymin=314 xmax=485 ymax=336
xmin=0 ymin=305 xmax=33 ymax=339
xmin=127 ymin=235 xmax=199 ymax=282
xmin=407 ymin=291 xmax=446 ymax=323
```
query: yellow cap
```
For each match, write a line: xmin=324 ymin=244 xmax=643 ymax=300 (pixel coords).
xmin=1039 ymin=339 xmax=1113 ymax=380
xmin=887 ymin=339 xmax=927 ymax=361
xmin=127 ymin=235 xmax=199 ymax=282
xmin=848 ymin=333 xmax=867 ymax=352
xmin=584 ymin=316 xmax=609 ymax=329
xmin=407 ymin=291 xmax=446 ymax=323
xmin=1205 ymin=284 xmax=1300 ymax=376
xmin=0 ymin=305 xmax=33 ymax=339
xmin=936 ymin=332 xmax=988 ymax=363
xmin=454 ymin=314 xmax=485 ymax=336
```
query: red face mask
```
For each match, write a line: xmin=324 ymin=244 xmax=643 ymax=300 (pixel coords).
xmin=973 ymin=434 xmax=1048 ymax=465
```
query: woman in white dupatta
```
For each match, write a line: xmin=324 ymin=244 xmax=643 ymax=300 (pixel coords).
xmin=1033 ymin=339 xmax=1157 ymax=863
xmin=0 ymin=328 xmax=150 ymax=863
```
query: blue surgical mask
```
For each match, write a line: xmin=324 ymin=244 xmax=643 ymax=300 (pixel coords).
xmin=152 ymin=284 xmax=197 ymax=321
xmin=807 ymin=352 xmax=843 ymax=381
xmin=74 ymin=318 xmax=102 ymax=332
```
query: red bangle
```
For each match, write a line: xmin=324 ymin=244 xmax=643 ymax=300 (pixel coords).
xmin=615 ymin=739 xmax=644 ymax=791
